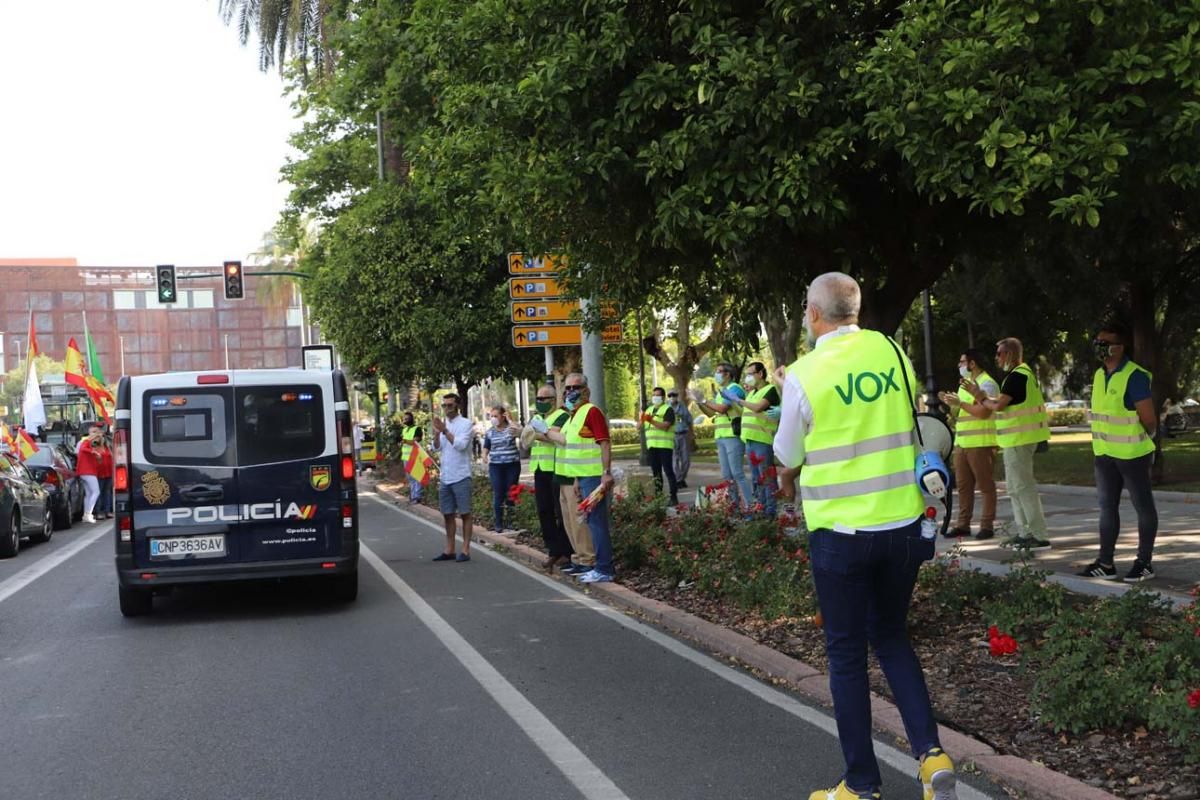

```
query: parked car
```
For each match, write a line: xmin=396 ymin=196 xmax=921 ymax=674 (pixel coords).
xmin=0 ymin=452 xmax=53 ymax=557
xmin=609 ymin=418 xmax=639 ymax=429
xmin=23 ymin=446 xmax=84 ymax=529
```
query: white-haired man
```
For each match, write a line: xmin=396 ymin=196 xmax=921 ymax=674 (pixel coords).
xmin=775 ymin=272 xmax=957 ymax=800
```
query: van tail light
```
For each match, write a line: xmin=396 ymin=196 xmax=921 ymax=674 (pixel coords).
xmin=113 ymin=428 xmax=130 ymax=492
xmin=341 ymin=503 xmax=354 ymax=528
xmin=341 ymin=456 xmax=355 ymax=481
xmin=118 ymin=516 xmax=132 ymax=543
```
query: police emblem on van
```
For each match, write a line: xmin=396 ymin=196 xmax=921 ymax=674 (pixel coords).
xmin=142 ymin=471 xmax=171 ymax=506
xmin=310 ymin=465 xmax=331 ymax=491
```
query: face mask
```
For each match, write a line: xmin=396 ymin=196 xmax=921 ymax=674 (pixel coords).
xmin=958 ymin=365 xmax=970 ymax=379
xmin=564 ymin=389 xmax=583 ymax=409
xmin=535 ymin=400 xmax=553 ymax=414
xmin=491 ymin=417 xmax=501 ymax=427
xmin=668 ymin=397 xmax=678 ymax=405
xmin=1094 ymin=341 xmax=1117 ymax=361
xmin=714 ymin=372 xmax=726 ymax=386
xmin=652 ymin=396 xmax=664 ymax=406
xmin=745 ymin=375 xmax=757 ymax=388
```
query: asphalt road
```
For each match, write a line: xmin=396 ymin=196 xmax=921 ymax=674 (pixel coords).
xmin=0 ymin=495 xmax=1002 ymax=800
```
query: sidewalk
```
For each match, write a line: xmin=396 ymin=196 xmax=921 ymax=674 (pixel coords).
xmin=611 ymin=458 xmax=1199 ymax=606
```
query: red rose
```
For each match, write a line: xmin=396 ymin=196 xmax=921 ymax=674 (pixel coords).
xmin=987 ymin=625 xmax=1000 ymax=640
xmin=1188 ymin=688 xmax=1200 ymax=709
xmin=748 ymin=451 xmax=765 ymax=466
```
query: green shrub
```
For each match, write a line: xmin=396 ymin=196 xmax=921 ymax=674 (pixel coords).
xmin=1029 ymin=589 xmax=1200 ymax=761
xmin=979 ymin=565 xmax=1067 ymax=640
xmin=1047 ymin=408 xmax=1088 ymax=426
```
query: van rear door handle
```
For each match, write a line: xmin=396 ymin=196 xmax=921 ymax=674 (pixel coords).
xmin=180 ymin=486 xmax=224 ymax=503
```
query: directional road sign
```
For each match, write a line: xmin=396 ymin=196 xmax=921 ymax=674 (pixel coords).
xmin=509 ymin=300 xmax=619 ymax=323
xmin=512 ymin=324 xmax=582 ymax=348
xmin=511 ymin=322 xmax=626 ymax=348
xmin=509 ymin=277 xmax=564 ymax=300
xmin=508 ymin=252 xmax=568 ymax=275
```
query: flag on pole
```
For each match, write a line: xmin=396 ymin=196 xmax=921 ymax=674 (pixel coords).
xmin=66 ymin=337 xmax=113 ymax=423
xmin=26 ymin=305 xmax=39 ymax=361
xmin=15 ymin=428 xmax=39 ymax=460
xmin=0 ymin=423 xmax=15 ymax=452
xmin=404 ymin=442 xmax=436 ymax=487
xmin=83 ymin=310 xmax=105 ymax=383
xmin=23 ymin=358 xmax=47 ymax=435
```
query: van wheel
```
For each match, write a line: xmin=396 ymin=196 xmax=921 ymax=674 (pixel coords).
xmin=0 ymin=513 xmax=19 ymax=559
xmin=330 ymin=571 xmax=358 ymax=603
xmin=119 ymin=585 xmax=153 ymax=617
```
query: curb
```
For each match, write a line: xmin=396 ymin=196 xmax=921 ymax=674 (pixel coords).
xmin=368 ymin=480 xmax=1121 ymax=800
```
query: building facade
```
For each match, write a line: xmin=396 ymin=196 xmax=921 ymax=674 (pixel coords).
xmin=0 ymin=259 xmax=310 ymax=379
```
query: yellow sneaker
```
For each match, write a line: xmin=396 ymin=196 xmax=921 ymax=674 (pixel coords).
xmin=918 ymin=748 xmax=957 ymax=800
xmin=808 ymin=781 xmax=882 ymax=800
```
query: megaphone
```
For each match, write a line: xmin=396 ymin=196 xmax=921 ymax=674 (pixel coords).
xmin=915 ymin=449 xmax=950 ymax=500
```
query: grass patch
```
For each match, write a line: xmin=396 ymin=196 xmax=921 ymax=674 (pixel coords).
xmin=1004 ymin=432 xmax=1200 ymax=492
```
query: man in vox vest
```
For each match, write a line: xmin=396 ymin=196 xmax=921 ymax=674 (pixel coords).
xmin=1078 ymin=321 xmax=1159 ymax=582
xmin=530 ymin=384 xmax=574 ymax=570
xmin=966 ymin=338 xmax=1051 ymax=550
xmin=400 ymin=411 xmax=424 ymax=505
xmin=542 ymin=373 xmax=615 ymax=583
xmin=775 ymin=272 xmax=958 ymax=800
xmin=643 ymin=386 xmax=680 ymax=506
xmin=938 ymin=349 xmax=1000 ymax=540
xmin=724 ymin=361 xmax=780 ymax=516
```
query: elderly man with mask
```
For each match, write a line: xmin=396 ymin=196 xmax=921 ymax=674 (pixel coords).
xmin=775 ymin=272 xmax=958 ymax=800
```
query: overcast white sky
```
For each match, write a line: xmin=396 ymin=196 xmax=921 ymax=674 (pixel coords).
xmin=0 ymin=0 xmax=299 ymax=266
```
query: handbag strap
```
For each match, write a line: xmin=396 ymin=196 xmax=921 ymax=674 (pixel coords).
xmin=884 ymin=334 xmax=926 ymax=451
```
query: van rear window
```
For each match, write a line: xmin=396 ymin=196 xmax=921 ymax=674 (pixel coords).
xmin=146 ymin=392 xmax=230 ymax=463
xmin=235 ymin=386 xmax=325 ymax=466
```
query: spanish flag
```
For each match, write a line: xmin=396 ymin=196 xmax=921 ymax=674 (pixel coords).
xmin=404 ymin=442 xmax=436 ymax=487
xmin=16 ymin=428 xmax=39 ymax=460
xmin=66 ymin=338 xmax=114 ymax=423
xmin=0 ymin=423 xmax=15 ymax=451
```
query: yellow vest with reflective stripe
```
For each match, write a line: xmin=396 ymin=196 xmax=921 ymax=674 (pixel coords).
xmin=644 ymin=404 xmax=674 ymax=449
xmin=531 ymin=410 xmax=568 ymax=472
xmin=560 ymin=403 xmax=603 ymax=478
xmin=956 ymin=372 xmax=997 ymax=448
xmin=740 ymin=385 xmax=778 ymax=445
xmin=401 ymin=425 xmax=419 ymax=463
xmin=1090 ymin=361 xmax=1155 ymax=459
xmin=994 ymin=363 xmax=1050 ymax=448
xmin=790 ymin=330 xmax=924 ymax=531
xmin=712 ymin=388 xmax=741 ymax=439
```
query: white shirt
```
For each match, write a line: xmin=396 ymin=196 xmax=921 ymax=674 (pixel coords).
xmin=435 ymin=414 xmax=475 ymax=484
xmin=773 ymin=324 xmax=915 ymax=533
xmin=353 ymin=424 xmax=364 ymax=448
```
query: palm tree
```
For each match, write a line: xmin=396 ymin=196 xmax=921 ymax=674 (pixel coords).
xmin=217 ymin=0 xmax=336 ymax=80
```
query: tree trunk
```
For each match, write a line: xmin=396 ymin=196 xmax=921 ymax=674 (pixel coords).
xmin=641 ymin=303 xmax=730 ymax=405
xmin=379 ymin=115 xmax=410 ymax=182
xmin=761 ymin=303 xmax=804 ymax=366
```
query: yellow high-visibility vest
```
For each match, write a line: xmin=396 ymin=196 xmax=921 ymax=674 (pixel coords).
xmin=1089 ymin=361 xmax=1155 ymax=459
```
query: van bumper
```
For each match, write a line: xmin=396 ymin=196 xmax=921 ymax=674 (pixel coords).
xmin=116 ymin=544 xmax=359 ymax=588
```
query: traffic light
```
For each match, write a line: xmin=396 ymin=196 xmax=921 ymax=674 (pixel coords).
xmin=156 ymin=264 xmax=177 ymax=304
xmin=223 ymin=261 xmax=244 ymax=300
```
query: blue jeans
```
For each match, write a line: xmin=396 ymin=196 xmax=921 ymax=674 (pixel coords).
xmin=97 ymin=477 xmax=113 ymax=514
xmin=578 ymin=476 xmax=613 ymax=575
xmin=408 ymin=475 xmax=423 ymax=502
xmin=1095 ymin=453 xmax=1158 ymax=564
xmin=809 ymin=520 xmax=940 ymax=793
xmin=715 ymin=436 xmax=752 ymax=509
xmin=488 ymin=461 xmax=521 ymax=530
xmin=745 ymin=440 xmax=777 ymax=516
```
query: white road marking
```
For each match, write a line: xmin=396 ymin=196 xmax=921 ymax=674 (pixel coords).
xmin=359 ymin=542 xmax=632 ymax=800
xmin=0 ymin=526 xmax=109 ymax=606
xmin=363 ymin=492 xmax=995 ymax=800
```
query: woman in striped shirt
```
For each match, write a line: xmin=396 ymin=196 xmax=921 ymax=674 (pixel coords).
xmin=483 ymin=405 xmax=522 ymax=532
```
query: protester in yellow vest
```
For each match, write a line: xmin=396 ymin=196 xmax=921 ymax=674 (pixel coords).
xmin=938 ymin=348 xmax=999 ymax=540
xmin=542 ymin=373 xmax=614 ymax=583
xmin=723 ymin=361 xmax=779 ymax=516
xmin=1078 ymin=322 xmax=1159 ymax=583
xmin=774 ymin=272 xmax=958 ymax=800
xmin=529 ymin=384 xmax=574 ymax=570
xmin=642 ymin=387 xmax=679 ymax=506
xmin=694 ymin=362 xmax=752 ymax=511
xmin=400 ymin=411 xmax=424 ymax=505
xmin=968 ymin=337 xmax=1051 ymax=550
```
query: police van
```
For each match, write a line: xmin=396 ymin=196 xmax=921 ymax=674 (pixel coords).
xmin=113 ymin=368 xmax=359 ymax=616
